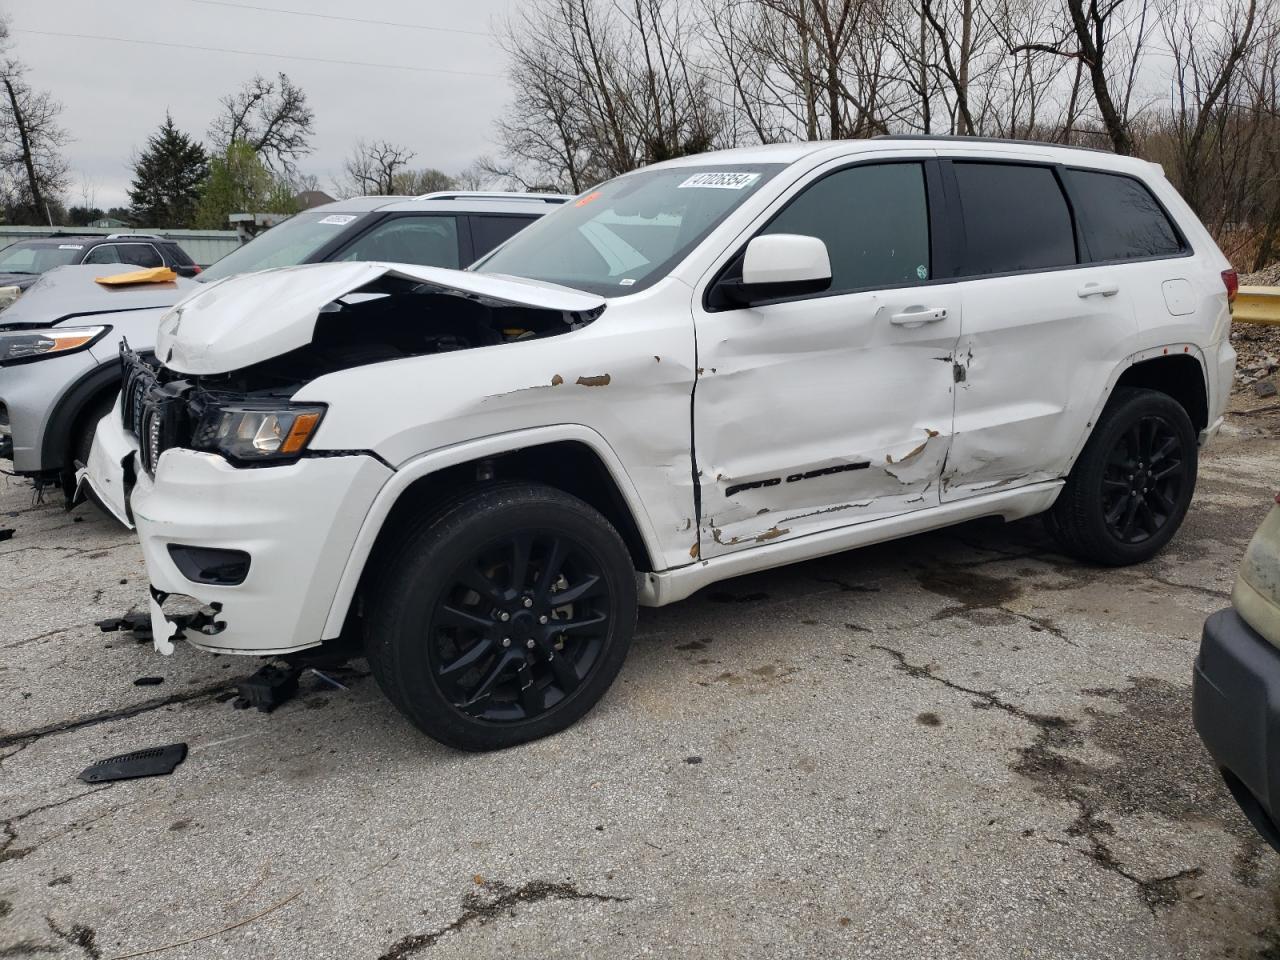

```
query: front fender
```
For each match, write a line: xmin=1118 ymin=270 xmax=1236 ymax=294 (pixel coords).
xmin=318 ymin=423 xmax=667 ymax=640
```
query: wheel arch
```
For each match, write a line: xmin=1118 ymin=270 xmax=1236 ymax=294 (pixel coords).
xmin=1112 ymin=350 xmax=1208 ymax=433
xmin=40 ymin=359 xmax=121 ymax=474
xmin=320 ymin=425 xmax=664 ymax=640
xmin=1066 ymin=345 xmax=1210 ymax=476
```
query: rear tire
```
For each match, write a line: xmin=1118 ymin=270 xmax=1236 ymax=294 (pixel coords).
xmin=365 ymin=482 xmax=637 ymax=751
xmin=1046 ymin=387 xmax=1197 ymax=566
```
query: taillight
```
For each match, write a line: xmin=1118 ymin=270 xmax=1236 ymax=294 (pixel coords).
xmin=1223 ymin=269 xmax=1239 ymax=303
xmin=192 ymin=265 xmax=201 ymax=274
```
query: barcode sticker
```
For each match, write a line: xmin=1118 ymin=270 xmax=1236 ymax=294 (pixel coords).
xmin=678 ymin=172 xmax=760 ymax=190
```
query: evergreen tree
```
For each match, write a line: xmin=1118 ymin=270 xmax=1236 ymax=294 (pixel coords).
xmin=127 ymin=114 xmax=208 ymax=227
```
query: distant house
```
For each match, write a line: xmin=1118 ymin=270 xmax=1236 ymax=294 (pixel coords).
xmin=89 ymin=217 xmax=129 ymax=228
xmin=295 ymin=190 xmax=336 ymax=210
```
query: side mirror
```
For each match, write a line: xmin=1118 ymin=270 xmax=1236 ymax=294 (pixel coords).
xmin=717 ymin=234 xmax=832 ymax=307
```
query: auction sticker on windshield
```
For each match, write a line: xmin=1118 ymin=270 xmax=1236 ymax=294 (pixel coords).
xmin=678 ymin=172 xmax=761 ymax=190
xmin=319 ymin=215 xmax=358 ymax=225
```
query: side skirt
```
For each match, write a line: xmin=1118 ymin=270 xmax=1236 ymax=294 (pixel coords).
xmin=638 ymin=480 xmax=1064 ymax=606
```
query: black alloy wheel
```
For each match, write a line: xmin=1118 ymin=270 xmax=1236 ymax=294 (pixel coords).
xmin=1100 ymin=414 xmax=1188 ymax=544
xmin=429 ymin=530 xmax=610 ymax=722
xmin=1047 ymin=386 xmax=1198 ymax=566
xmin=366 ymin=482 xmax=637 ymax=751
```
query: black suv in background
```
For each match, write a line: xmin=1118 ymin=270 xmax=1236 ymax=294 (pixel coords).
xmin=0 ymin=234 xmax=200 ymax=290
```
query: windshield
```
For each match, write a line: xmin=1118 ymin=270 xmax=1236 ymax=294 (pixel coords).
xmin=0 ymin=241 xmax=84 ymax=274
xmin=475 ymin=164 xmax=783 ymax=295
xmin=198 ymin=211 xmax=370 ymax=282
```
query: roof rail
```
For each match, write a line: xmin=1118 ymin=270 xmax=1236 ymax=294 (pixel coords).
xmin=106 ymin=232 xmax=165 ymax=240
xmin=872 ymin=134 xmax=1114 ymax=155
xmin=410 ymin=191 xmax=572 ymax=204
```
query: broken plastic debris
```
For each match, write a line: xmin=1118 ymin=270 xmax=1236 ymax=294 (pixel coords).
xmin=96 ymin=612 xmax=152 ymax=638
xmin=78 ymin=743 xmax=188 ymax=783
xmin=0 ymin=528 xmax=13 ymax=542
xmin=233 ymin=664 xmax=301 ymax=713
xmin=133 ymin=676 xmax=164 ymax=686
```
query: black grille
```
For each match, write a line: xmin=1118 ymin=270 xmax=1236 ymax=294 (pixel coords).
xmin=119 ymin=346 xmax=190 ymax=477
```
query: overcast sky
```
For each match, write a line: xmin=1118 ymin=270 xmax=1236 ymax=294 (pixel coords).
xmin=5 ymin=0 xmax=518 ymax=210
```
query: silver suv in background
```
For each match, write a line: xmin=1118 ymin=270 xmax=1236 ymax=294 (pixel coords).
xmin=0 ymin=192 xmax=566 ymax=496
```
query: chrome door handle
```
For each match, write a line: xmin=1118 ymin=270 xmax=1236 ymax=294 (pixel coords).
xmin=890 ymin=306 xmax=948 ymax=326
xmin=1077 ymin=282 xmax=1119 ymax=298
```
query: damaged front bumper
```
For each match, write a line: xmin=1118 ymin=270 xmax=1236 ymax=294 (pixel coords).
xmin=134 ymin=448 xmax=392 ymax=655
xmin=87 ymin=404 xmax=392 ymax=655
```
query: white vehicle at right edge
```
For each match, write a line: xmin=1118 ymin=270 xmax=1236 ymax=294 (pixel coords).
xmin=85 ymin=136 xmax=1236 ymax=751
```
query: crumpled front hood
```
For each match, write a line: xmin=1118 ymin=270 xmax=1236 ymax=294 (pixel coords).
xmin=155 ymin=261 xmax=606 ymax=375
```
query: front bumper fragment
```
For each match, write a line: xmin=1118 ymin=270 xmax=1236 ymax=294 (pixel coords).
xmin=81 ymin=395 xmax=138 ymax=527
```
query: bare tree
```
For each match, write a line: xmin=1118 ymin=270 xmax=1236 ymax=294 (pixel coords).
xmin=1008 ymin=0 xmax=1158 ymax=153
xmin=210 ymin=73 xmax=315 ymax=174
xmin=491 ymin=0 xmax=725 ymax=191
xmin=0 ymin=56 xmax=69 ymax=224
xmin=341 ymin=139 xmax=416 ymax=195
xmin=390 ymin=168 xmax=456 ymax=195
xmin=1162 ymin=0 xmax=1268 ymax=213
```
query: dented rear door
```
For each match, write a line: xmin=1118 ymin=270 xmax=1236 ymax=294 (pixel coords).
xmin=691 ymin=156 xmax=962 ymax=558
xmin=937 ymin=157 xmax=1138 ymax=500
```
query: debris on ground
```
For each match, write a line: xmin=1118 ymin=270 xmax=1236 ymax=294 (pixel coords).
xmin=78 ymin=743 xmax=188 ymax=783
xmin=233 ymin=664 xmax=301 ymax=713
xmin=96 ymin=612 xmax=152 ymax=640
xmin=133 ymin=676 xmax=164 ymax=687
xmin=1254 ymin=378 xmax=1278 ymax=398
xmin=0 ymin=528 xmax=13 ymax=542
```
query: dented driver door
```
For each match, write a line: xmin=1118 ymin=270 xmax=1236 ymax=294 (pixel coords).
xmin=691 ymin=157 xmax=962 ymax=558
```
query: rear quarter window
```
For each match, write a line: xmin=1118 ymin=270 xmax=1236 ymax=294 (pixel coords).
xmin=162 ymin=243 xmax=195 ymax=266
xmin=1065 ymin=169 xmax=1185 ymax=261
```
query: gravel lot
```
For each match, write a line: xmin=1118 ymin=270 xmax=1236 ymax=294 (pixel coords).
xmin=3 ymin=399 xmax=1280 ymax=960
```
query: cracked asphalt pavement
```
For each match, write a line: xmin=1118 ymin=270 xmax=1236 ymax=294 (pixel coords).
xmin=3 ymin=402 xmax=1280 ymax=959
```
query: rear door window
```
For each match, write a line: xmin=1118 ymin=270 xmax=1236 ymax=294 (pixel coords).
xmin=953 ymin=162 xmax=1077 ymax=275
xmin=337 ymin=216 xmax=460 ymax=268
xmin=1065 ymin=169 xmax=1184 ymax=261
xmin=760 ymin=161 xmax=932 ymax=293
xmin=470 ymin=216 xmax=536 ymax=258
xmin=82 ymin=244 xmax=121 ymax=264
xmin=114 ymin=244 xmax=164 ymax=268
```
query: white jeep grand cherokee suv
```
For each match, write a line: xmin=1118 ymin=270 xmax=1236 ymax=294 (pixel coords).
xmin=86 ymin=137 xmax=1236 ymax=750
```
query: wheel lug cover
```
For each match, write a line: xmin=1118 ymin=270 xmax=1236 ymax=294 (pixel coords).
xmin=526 ymin=639 xmax=535 ymax=649
xmin=502 ymin=637 xmax=511 ymax=647
xmin=500 ymin=612 xmax=510 ymax=622
xmin=539 ymin=615 xmax=548 ymax=624
xmin=523 ymin=597 xmax=533 ymax=608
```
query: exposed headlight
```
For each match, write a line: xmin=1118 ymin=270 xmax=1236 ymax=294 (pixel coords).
xmin=193 ymin=403 xmax=326 ymax=463
xmin=0 ymin=285 xmax=21 ymax=309
xmin=0 ymin=325 xmax=108 ymax=364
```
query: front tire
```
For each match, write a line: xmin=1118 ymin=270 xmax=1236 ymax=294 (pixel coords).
xmin=1047 ymin=387 xmax=1198 ymax=566
xmin=366 ymin=482 xmax=637 ymax=751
